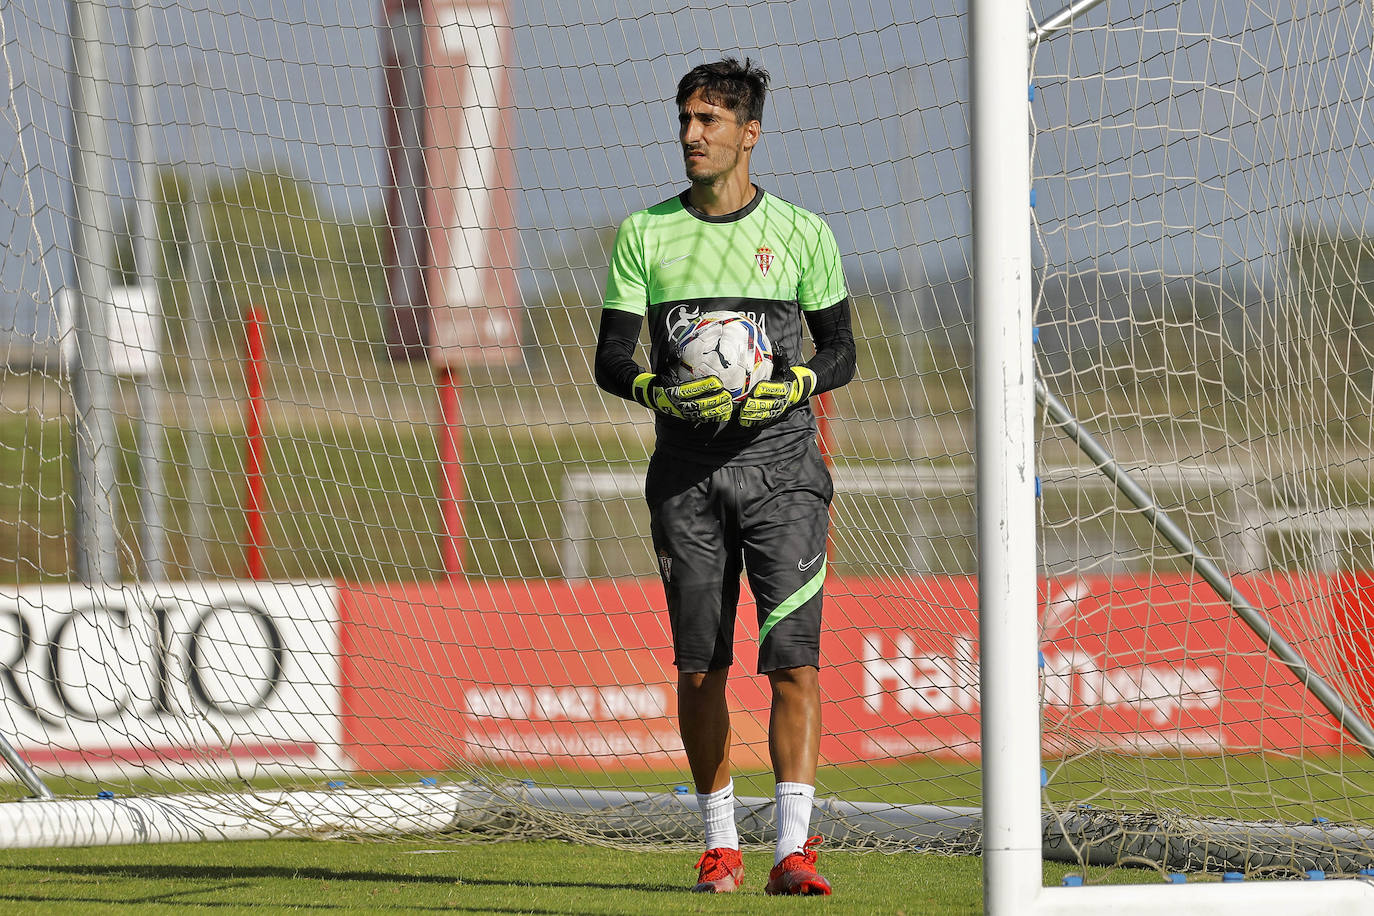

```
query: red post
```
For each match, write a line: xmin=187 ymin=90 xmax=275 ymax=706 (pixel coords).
xmin=437 ymin=366 xmax=464 ymax=578
xmin=242 ymin=307 xmax=267 ymax=580
xmin=816 ymin=391 xmax=834 ymax=461
xmin=815 ymin=392 xmax=838 ymax=561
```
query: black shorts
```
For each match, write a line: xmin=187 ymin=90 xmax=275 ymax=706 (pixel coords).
xmin=645 ymin=440 xmax=834 ymax=674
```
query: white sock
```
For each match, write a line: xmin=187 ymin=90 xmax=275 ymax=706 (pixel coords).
xmin=698 ymin=780 xmax=739 ymax=851
xmin=774 ymin=781 xmax=816 ymax=865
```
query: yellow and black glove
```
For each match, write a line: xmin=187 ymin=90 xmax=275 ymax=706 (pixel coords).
xmin=737 ymin=366 xmax=817 ymax=428
xmin=631 ymin=372 xmax=733 ymax=424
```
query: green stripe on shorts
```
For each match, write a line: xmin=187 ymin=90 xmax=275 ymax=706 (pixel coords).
xmin=758 ymin=559 xmax=826 ymax=646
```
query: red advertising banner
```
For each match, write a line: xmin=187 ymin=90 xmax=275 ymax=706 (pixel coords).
xmin=340 ymin=580 xmax=678 ymax=771
xmin=339 ymin=574 xmax=1374 ymax=772
xmin=9 ymin=575 xmax=1365 ymax=782
xmin=381 ymin=0 xmax=520 ymax=364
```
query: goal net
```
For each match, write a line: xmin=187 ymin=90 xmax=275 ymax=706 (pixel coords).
xmin=0 ymin=0 xmax=1372 ymax=883
xmin=1027 ymin=0 xmax=1374 ymax=881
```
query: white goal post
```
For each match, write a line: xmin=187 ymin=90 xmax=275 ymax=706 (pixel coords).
xmin=2 ymin=0 xmax=1374 ymax=907
xmin=977 ymin=0 xmax=1374 ymax=912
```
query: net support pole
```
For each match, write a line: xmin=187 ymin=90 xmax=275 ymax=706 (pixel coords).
xmin=971 ymin=0 xmax=1040 ymax=912
xmin=0 ymin=731 xmax=54 ymax=802
xmin=1034 ymin=378 xmax=1374 ymax=757
xmin=1028 ymin=0 xmax=1109 ymax=46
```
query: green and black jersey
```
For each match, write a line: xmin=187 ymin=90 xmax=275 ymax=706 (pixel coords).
xmin=599 ymin=188 xmax=850 ymax=466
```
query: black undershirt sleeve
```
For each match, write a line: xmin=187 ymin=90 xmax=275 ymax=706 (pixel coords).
xmin=799 ymin=298 xmax=856 ymax=396
xmin=593 ymin=308 xmax=647 ymax=402
xmin=594 ymin=299 xmax=855 ymax=403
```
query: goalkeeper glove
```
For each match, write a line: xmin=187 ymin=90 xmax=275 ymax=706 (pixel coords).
xmin=632 ymin=372 xmax=733 ymax=424
xmin=737 ymin=366 xmax=817 ymax=428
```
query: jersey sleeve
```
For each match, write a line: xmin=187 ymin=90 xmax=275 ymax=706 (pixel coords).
xmin=798 ymin=218 xmax=847 ymax=311
xmin=602 ymin=214 xmax=649 ymax=315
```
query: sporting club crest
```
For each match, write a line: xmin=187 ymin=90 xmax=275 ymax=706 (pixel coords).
xmin=755 ymin=246 xmax=775 ymax=277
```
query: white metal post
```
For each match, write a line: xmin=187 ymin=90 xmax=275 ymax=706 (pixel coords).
xmin=69 ymin=0 xmax=119 ymax=584
xmin=132 ymin=0 xmax=166 ymax=582
xmin=972 ymin=2 xmax=1374 ymax=911
xmin=971 ymin=0 xmax=1040 ymax=913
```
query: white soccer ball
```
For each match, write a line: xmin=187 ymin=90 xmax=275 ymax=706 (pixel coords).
xmin=669 ymin=310 xmax=774 ymax=403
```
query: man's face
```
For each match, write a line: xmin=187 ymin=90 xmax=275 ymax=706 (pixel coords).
xmin=678 ymin=89 xmax=758 ymax=184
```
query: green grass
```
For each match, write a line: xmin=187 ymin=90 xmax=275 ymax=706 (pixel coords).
xmin=0 ymin=402 xmax=960 ymax=583
xmin=0 ymin=289 xmax=967 ymax=585
xmin=0 ymin=837 xmax=1174 ymax=915
xmin=0 ymin=757 xmax=1359 ymax=913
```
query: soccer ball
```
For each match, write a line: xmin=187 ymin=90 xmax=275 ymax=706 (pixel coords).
xmin=669 ymin=310 xmax=774 ymax=402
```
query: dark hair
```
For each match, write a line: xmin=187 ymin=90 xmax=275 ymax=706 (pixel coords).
xmin=675 ymin=57 xmax=770 ymax=124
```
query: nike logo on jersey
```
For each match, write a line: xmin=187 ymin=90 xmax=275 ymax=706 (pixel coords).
xmin=659 ymin=253 xmax=690 ymax=267
xmin=798 ymin=551 xmax=825 ymax=572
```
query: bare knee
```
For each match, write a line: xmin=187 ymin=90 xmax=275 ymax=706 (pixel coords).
xmin=681 ymin=666 xmax=727 ymax=686
xmin=767 ymin=665 xmax=818 ymax=693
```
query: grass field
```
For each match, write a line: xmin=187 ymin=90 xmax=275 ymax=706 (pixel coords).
xmin=0 ymin=836 xmax=1172 ymax=915
xmin=3 ymin=754 xmax=1372 ymax=914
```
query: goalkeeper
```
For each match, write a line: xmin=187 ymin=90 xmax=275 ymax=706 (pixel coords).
xmin=593 ymin=57 xmax=855 ymax=897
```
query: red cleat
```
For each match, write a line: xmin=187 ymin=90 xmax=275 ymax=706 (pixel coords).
xmin=691 ymin=846 xmax=744 ymax=893
xmin=764 ymin=835 xmax=832 ymax=896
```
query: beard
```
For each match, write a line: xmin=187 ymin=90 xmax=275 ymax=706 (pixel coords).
xmin=684 ymin=147 xmax=740 ymax=184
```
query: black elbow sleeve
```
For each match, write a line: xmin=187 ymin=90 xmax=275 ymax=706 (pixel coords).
xmin=594 ymin=309 xmax=647 ymax=400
